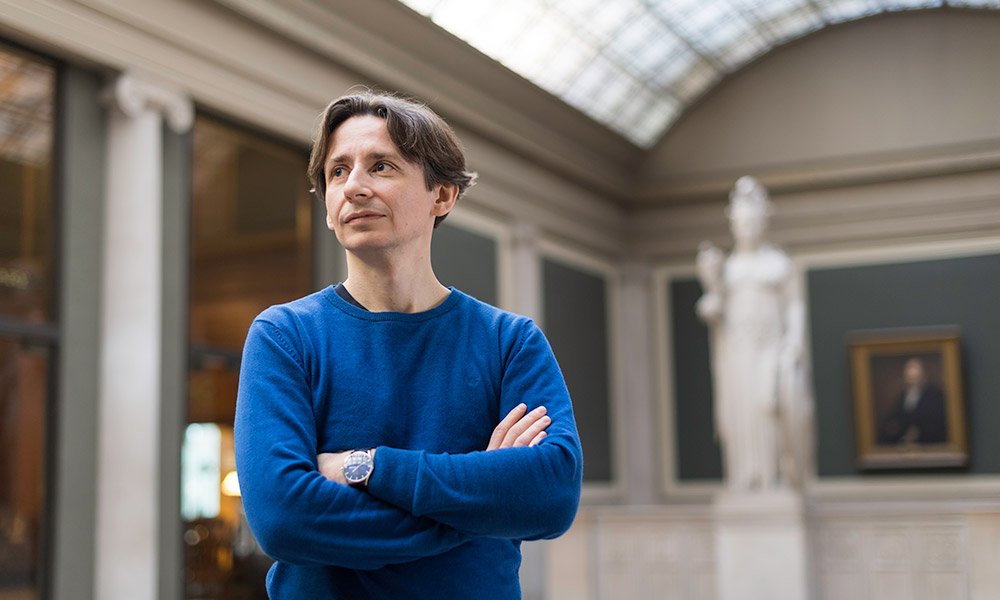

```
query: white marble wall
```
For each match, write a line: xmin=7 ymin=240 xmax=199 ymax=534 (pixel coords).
xmin=549 ymin=502 xmax=1000 ymax=600
xmin=596 ymin=519 xmax=715 ymax=599
xmin=548 ymin=508 xmax=716 ymax=600
xmin=812 ymin=504 xmax=988 ymax=600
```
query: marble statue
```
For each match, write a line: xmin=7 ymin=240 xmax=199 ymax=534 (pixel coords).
xmin=696 ymin=176 xmax=814 ymax=491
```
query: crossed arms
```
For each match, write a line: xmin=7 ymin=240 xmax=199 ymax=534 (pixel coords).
xmin=318 ymin=402 xmax=551 ymax=483
xmin=234 ymin=317 xmax=583 ymax=570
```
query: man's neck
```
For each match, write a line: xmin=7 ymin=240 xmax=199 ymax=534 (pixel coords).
xmin=342 ymin=251 xmax=449 ymax=313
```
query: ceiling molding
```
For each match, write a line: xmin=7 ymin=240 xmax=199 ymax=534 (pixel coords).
xmin=633 ymin=137 xmax=1000 ymax=208
xmin=628 ymin=168 xmax=1000 ymax=262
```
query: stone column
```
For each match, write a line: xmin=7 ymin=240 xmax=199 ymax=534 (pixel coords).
xmin=95 ymin=73 xmax=192 ymax=600
xmin=510 ymin=222 xmax=542 ymax=322
xmin=617 ymin=262 xmax=658 ymax=505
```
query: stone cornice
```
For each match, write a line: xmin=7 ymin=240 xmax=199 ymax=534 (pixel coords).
xmin=636 ymin=138 xmax=1000 ymax=208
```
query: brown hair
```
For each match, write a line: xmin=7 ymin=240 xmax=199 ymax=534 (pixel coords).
xmin=307 ymin=90 xmax=477 ymax=228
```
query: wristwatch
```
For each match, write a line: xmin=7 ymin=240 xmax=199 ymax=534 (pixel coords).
xmin=342 ymin=448 xmax=375 ymax=488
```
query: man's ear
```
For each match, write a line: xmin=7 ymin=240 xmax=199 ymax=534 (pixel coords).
xmin=432 ymin=183 xmax=459 ymax=218
xmin=326 ymin=211 xmax=336 ymax=230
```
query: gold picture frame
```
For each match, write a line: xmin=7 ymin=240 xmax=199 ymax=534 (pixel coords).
xmin=849 ymin=329 xmax=967 ymax=469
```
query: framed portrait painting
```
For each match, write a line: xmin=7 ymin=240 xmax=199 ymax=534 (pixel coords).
xmin=849 ymin=328 xmax=967 ymax=469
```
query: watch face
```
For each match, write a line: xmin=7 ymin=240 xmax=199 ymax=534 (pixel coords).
xmin=344 ymin=452 xmax=373 ymax=484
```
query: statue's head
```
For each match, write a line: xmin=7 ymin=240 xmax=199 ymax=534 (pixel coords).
xmin=726 ymin=176 xmax=772 ymax=247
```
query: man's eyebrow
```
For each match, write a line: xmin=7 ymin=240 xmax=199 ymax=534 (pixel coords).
xmin=326 ymin=151 xmax=402 ymax=167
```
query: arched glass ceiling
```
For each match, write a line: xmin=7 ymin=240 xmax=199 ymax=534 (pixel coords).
xmin=399 ymin=0 xmax=1000 ymax=147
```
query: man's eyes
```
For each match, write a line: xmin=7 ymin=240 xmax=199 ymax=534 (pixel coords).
xmin=329 ymin=163 xmax=393 ymax=179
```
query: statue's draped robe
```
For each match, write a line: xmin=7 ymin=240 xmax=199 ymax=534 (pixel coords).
xmin=713 ymin=245 xmax=810 ymax=489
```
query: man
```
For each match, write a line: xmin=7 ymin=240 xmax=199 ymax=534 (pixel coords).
xmin=234 ymin=91 xmax=583 ymax=599
xmin=877 ymin=357 xmax=947 ymax=445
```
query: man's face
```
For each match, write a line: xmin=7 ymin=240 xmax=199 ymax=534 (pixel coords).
xmin=323 ymin=115 xmax=454 ymax=255
xmin=904 ymin=358 xmax=925 ymax=386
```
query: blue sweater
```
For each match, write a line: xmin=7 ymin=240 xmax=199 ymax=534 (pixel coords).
xmin=234 ymin=286 xmax=583 ymax=599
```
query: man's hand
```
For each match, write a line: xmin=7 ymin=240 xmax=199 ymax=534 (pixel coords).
xmin=487 ymin=403 xmax=550 ymax=451
xmin=318 ymin=451 xmax=351 ymax=484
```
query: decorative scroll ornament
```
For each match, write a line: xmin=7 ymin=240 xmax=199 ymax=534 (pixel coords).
xmin=105 ymin=72 xmax=193 ymax=133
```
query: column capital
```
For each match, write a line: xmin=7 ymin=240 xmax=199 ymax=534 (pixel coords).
xmin=620 ymin=261 xmax=652 ymax=284
xmin=511 ymin=221 xmax=540 ymax=247
xmin=104 ymin=73 xmax=193 ymax=133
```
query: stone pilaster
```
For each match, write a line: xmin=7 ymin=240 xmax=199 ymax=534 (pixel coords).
xmin=95 ymin=72 xmax=192 ymax=600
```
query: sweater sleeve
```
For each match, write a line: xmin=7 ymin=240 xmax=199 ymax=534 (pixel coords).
xmin=234 ymin=318 xmax=471 ymax=568
xmin=365 ymin=321 xmax=583 ymax=540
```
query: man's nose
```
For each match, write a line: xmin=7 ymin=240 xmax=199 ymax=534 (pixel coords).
xmin=343 ymin=169 xmax=371 ymax=201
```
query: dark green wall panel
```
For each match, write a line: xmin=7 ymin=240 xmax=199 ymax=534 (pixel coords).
xmin=431 ymin=223 xmax=498 ymax=307
xmin=53 ymin=63 xmax=105 ymax=600
xmin=809 ymin=253 xmax=1000 ymax=476
xmin=668 ymin=253 xmax=1000 ymax=482
xmin=542 ymin=258 xmax=612 ymax=482
xmin=669 ymin=279 xmax=723 ymax=481
xmin=159 ymin=121 xmax=191 ymax=600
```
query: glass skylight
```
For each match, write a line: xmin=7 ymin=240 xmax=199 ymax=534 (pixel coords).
xmin=399 ymin=0 xmax=989 ymax=147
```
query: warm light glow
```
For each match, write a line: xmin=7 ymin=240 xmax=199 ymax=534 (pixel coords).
xmin=221 ymin=470 xmax=241 ymax=497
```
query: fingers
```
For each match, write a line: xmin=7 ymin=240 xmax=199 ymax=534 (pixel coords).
xmin=499 ymin=406 xmax=549 ymax=449
xmin=487 ymin=404 xmax=553 ymax=451
xmin=487 ymin=403 xmax=528 ymax=451
xmin=512 ymin=411 xmax=550 ymax=447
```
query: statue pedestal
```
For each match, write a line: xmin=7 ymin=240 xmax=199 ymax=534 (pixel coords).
xmin=713 ymin=490 xmax=810 ymax=600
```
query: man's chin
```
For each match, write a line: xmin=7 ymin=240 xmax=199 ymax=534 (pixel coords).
xmin=339 ymin=235 xmax=393 ymax=255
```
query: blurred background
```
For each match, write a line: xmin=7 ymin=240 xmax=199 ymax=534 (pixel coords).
xmin=1 ymin=1 xmax=999 ymax=599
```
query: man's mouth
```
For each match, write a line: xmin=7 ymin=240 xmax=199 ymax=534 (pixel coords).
xmin=345 ymin=211 xmax=383 ymax=224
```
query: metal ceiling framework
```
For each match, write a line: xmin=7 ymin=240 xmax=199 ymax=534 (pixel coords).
xmin=399 ymin=0 xmax=1000 ymax=147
